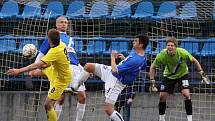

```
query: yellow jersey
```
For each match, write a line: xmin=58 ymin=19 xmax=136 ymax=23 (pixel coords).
xmin=41 ymin=41 xmax=72 ymax=83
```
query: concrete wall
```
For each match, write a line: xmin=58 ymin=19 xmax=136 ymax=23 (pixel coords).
xmin=0 ymin=91 xmax=215 ymax=121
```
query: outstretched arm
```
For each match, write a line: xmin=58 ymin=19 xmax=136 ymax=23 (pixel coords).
xmin=7 ymin=60 xmax=47 ymax=76
xmin=149 ymin=64 xmax=156 ymax=80
xmin=191 ymin=57 xmax=203 ymax=72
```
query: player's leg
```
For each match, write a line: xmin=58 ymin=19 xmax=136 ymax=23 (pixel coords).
xmin=105 ymin=82 xmax=125 ymax=121
xmin=71 ymin=63 xmax=95 ymax=89
xmin=45 ymin=96 xmax=57 ymax=121
xmin=159 ymin=77 xmax=175 ymax=121
xmin=180 ymin=75 xmax=192 ymax=121
xmin=123 ymin=100 xmax=131 ymax=121
xmin=54 ymin=93 xmax=66 ymax=120
xmin=76 ymin=90 xmax=86 ymax=121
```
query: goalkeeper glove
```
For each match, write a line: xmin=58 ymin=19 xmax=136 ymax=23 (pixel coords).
xmin=199 ymin=71 xmax=210 ymax=84
xmin=149 ymin=80 xmax=158 ymax=92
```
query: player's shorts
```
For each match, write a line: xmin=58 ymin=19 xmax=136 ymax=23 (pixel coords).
xmin=160 ymin=74 xmax=189 ymax=94
xmin=68 ymin=64 xmax=86 ymax=92
xmin=43 ymin=66 xmax=70 ymax=100
xmin=94 ymin=63 xmax=126 ymax=105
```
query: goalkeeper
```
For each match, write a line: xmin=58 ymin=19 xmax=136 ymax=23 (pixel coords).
xmin=149 ymin=37 xmax=209 ymax=121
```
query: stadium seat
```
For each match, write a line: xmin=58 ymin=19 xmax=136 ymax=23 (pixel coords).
xmin=0 ymin=35 xmax=17 ymax=53
xmin=180 ymin=37 xmax=199 ymax=55
xmin=17 ymin=1 xmax=41 ymax=19
xmin=152 ymin=38 xmax=166 ymax=55
xmin=86 ymin=38 xmax=106 ymax=55
xmin=132 ymin=1 xmax=154 ymax=19
xmin=18 ymin=37 xmax=39 ymax=53
xmin=43 ymin=1 xmax=64 ymax=19
xmin=145 ymin=40 xmax=152 ymax=54
xmin=110 ymin=1 xmax=131 ymax=19
xmin=66 ymin=1 xmax=85 ymax=18
xmin=85 ymin=1 xmax=109 ymax=18
xmin=74 ymin=37 xmax=83 ymax=54
xmin=0 ymin=0 xmax=19 ymax=19
xmin=152 ymin=1 xmax=176 ymax=19
xmin=196 ymin=38 xmax=215 ymax=56
xmin=174 ymin=1 xmax=197 ymax=20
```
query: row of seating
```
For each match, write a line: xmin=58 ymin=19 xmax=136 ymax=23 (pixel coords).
xmin=1 ymin=36 xmax=215 ymax=56
xmin=0 ymin=0 xmax=202 ymax=20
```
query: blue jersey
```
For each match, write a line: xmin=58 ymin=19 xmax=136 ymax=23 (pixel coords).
xmin=39 ymin=32 xmax=79 ymax=65
xmin=113 ymin=52 xmax=147 ymax=85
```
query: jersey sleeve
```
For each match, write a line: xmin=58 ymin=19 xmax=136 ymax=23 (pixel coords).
xmin=39 ymin=38 xmax=50 ymax=55
xmin=181 ymin=48 xmax=193 ymax=61
xmin=41 ymin=49 xmax=57 ymax=65
xmin=153 ymin=52 xmax=164 ymax=68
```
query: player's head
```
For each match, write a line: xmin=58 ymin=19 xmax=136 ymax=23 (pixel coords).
xmin=166 ymin=37 xmax=178 ymax=55
xmin=48 ymin=29 xmax=60 ymax=47
xmin=56 ymin=16 xmax=68 ymax=32
xmin=133 ymin=34 xmax=149 ymax=50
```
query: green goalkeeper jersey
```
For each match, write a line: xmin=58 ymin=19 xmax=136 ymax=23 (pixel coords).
xmin=153 ymin=48 xmax=193 ymax=79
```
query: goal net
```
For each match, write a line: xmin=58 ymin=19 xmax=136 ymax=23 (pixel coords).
xmin=0 ymin=0 xmax=215 ymax=121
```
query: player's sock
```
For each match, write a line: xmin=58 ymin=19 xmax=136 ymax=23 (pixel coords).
xmin=187 ymin=115 xmax=192 ymax=121
xmin=75 ymin=103 xmax=86 ymax=121
xmin=159 ymin=102 xmax=166 ymax=121
xmin=185 ymin=99 xmax=192 ymax=121
xmin=159 ymin=115 xmax=165 ymax=121
xmin=73 ymin=70 xmax=89 ymax=89
xmin=110 ymin=111 xmax=124 ymax=121
xmin=54 ymin=104 xmax=62 ymax=120
xmin=47 ymin=108 xmax=57 ymax=121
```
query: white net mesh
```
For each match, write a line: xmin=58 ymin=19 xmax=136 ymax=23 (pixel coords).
xmin=0 ymin=1 xmax=215 ymax=121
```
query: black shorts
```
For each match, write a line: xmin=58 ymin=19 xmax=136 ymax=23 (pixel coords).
xmin=160 ymin=74 xmax=189 ymax=94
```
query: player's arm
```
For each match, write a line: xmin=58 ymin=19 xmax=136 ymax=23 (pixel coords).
xmin=7 ymin=60 xmax=47 ymax=76
xmin=191 ymin=57 xmax=203 ymax=72
xmin=111 ymin=50 xmax=118 ymax=73
xmin=149 ymin=63 xmax=156 ymax=80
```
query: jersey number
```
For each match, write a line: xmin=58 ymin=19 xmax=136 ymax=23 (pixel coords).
xmin=64 ymin=48 xmax=69 ymax=61
xmin=51 ymin=87 xmax=55 ymax=93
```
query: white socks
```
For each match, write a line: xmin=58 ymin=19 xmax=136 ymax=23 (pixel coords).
xmin=54 ymin=104 xmax=63 ymax=120
xmin=187 ymin=115 xmax=192 ymax=121
xmin=71 ymin=70 xmax=90 ymax=90
xmin=159 ymin=114 xmax=165 ymax=121
xmin=76 ymin=103 xmax=86 ymax=121
xmin=110 ymin=111 xmax=124 ymax=121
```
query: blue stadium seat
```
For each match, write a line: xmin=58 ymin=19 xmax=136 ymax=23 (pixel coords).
xmin=110 ymin=1 xmax=131 ymax=19
xmin=180 ymin=37 xmax=199 ymax=55
xmin=174 ymin=1 xmax=197 ymax=20
xmin=87 ymin=38 xmax=106 ymax=55
xmin=152 ymin=1 xmax=176 ymax=19
xmin=18 ymin=37 xmax=39 ymax=53
xmin=66 ymin=1 xmax=85 ymax=18
xmin=0 ymin=0 xmax=19 ymax=19
xmin=43 ymin=1 xmax=64 ymax=19
xmin=132 ymin=1 xmax=154 ymax=19
xmin=110 ymin=37 xmax=129 ymax=53
xmin=17 ymin=1 xmax=41 ymax=19
xmin=0 ymin=35 xmax=17 ymax=53
xmin=74 ymin=37 xmax=83 ymax=54
xmin=85 ymin=1 xmax=109 ymax=18
xmin=145 ymin=40 xmax=152 ymax=54
xmin=196 ymin=38 xmax=215 ymax=56
xmin=152 ymin=38 xmax=166 ymax=55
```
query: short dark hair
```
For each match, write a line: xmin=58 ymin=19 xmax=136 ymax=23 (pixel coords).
xmin=166 ymin=37 xmax=178 ymax=47
xmin=135 ymin=34 xmax=149 ymax=50
xmin=48 ymin=29 xmax=60 ymax=46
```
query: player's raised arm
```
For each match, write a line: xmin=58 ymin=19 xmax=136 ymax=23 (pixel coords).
xmin=7 ymin=60 xmax=46 ymax=76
